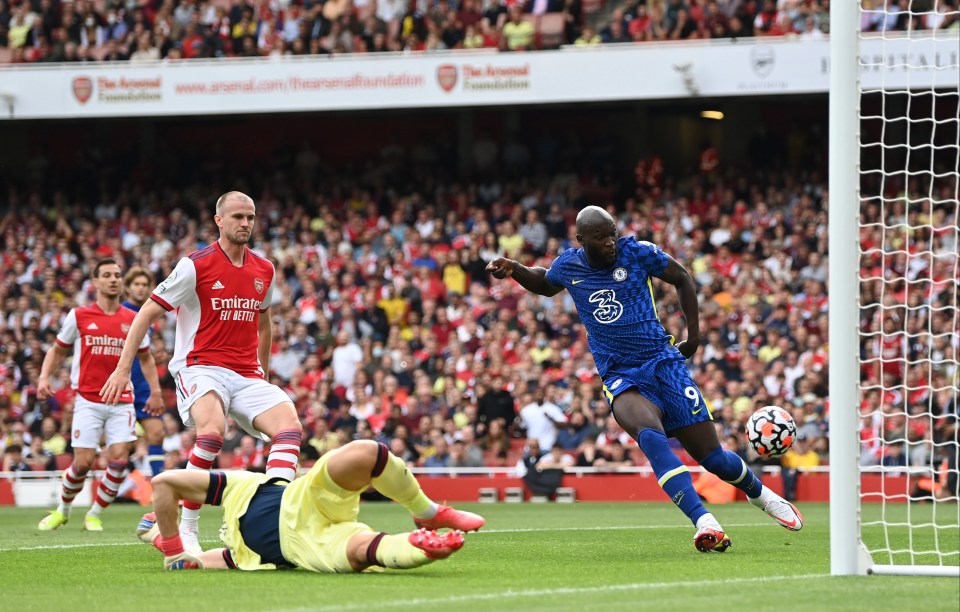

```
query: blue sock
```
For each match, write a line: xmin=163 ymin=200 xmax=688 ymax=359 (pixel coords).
xmin=700 ymin=447 xmax=762 ymax=499
xmin=638 ymin=429 xmax=708 ymax=526
xmin=147 ymin=444 xmax=165 ymax=478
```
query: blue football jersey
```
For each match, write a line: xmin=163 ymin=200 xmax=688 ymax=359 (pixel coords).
xmin=545 ymin=236 xmax=674 ymax=378
xmin=121 ymin=300 xmax=152 ymax=407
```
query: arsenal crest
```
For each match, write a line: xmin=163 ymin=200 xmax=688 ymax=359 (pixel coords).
xmin=121 ymin=323 xmax=130 ymax=334
xmin=72 ymin=76 xmax=93 ymax=104
xmin=437 ymin=64 xmax=457 ymax=93
xmin=750 ymin=46 xmax=776 ymax=79
xmin=254 ymin=278 xmax=264 ymax=294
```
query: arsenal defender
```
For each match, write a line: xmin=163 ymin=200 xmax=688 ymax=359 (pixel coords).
xmin=37 ymin=258 xmax=162 ymax=532
xmin=101 ymin=192 xmax=302 ymax=554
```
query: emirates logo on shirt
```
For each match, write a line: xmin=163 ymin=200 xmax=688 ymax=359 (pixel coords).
xmin=254 ymin=278 xmax=264 ymax=294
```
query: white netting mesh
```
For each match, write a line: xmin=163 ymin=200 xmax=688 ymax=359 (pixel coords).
xmin=856 ymin=1 xmax=960 ymax=569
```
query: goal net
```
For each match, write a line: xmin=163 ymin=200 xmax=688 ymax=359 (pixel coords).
xmin=831 ymin=1 xmax=960 ymax=577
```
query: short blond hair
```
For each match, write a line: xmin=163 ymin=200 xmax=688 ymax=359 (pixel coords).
xmin=215 ymin=191 xmax=253 ymax=216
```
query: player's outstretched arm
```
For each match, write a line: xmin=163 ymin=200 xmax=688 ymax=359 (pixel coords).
xmin=486 ymin=258 xmax=564 ymax=297
xmin=656 ymin=255 xmax=701 ymax=359
xmin=100 ymin=300 xmax=167 ymax=404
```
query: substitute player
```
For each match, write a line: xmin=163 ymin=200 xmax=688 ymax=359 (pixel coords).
xmin=101 ymin=191 xmax=303 ymax=553
xmin=486 ymin=205 xmax=803 ymax=552
xmin=122 ymin=266 xmax=166 ymax=478
xmin=37 ymin=258 xmax=163 ymax=532
xmin=135 ymin=440 xmax=484 ymax=572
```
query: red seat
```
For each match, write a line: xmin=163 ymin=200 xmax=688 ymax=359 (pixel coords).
xmin=538 ymin=13 xmax=566 ymax=49
xmin=55 ymin=454 xmax=73 ymax=471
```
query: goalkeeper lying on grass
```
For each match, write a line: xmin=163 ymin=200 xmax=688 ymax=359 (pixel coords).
xmin=136 ymin=440 xmax=485 ymax=572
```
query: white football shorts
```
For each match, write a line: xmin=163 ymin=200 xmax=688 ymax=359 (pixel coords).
xmin=173 ymin=365 xmax=292 ymax=441
xmin=71 ymin=395 xmax=137 ymax=449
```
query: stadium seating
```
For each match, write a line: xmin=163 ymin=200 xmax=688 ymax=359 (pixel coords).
xmin=0 ymin=0 xmax=898 ymax=65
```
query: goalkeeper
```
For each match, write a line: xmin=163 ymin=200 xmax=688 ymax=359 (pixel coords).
xmin=136 ymin=440 xmax=484 ymax=572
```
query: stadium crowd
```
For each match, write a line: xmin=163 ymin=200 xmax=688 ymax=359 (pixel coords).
xmin=2 ymin=0 xmax=958 ymax=64
xmin=0 ymin=124 xmax=957 ymax=502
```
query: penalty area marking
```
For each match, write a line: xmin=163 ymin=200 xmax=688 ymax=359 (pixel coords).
xmin=274 ymin=573 xmax=832 ymax=612
xmin=1 ymin=523 xmax=775 ymax=552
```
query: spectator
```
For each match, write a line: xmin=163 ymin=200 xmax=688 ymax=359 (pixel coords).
xmin=2 ymin=443 xmax=29 ymax=472
xmin=449 ymin=437 xmax=484 ymax=468
xmin=519 ymin=209 xmax=548 ymax=256
xmin=162 ymin=413 xmax=184 ymax=455
xmin=129 ymin=32 xmax=159 ymax=63
xmin=307 ymin=418 xmax=340 ymax=459
xmin=518 ymin=386 xmax=567 ymax=451
xmin=780 ymin=434 xmax=820 ymax=501
xmin=232 ymin=435 xmax=266 ymax=471
xmin=602 ymin=439 xmax=634 ymax=468
xmin=423 ymin=435 xmax=451 ymax=468
xmin=574 ymin=24 xmax=601 ymax=45
xmin=270 ymin=336 xmax=301 ymax=383
xmin=331 ymin=330 xmax=364 ymax=392
xmin=35 ymin=417 xmax=64 ymax=455
xmin=221 ymin=417 xmax=245 ymax=454
xmin=501 ymin=5 xmax=534 ymax=51
xmin=536 ymin=442 xmax=574 ymax=470
xmin=477 ymin=377 xmax=517 ymax=435
xmin=24 ymin=436 xmax=55 ymax=471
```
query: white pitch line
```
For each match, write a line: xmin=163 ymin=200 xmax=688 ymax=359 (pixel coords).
xmin=0 ymin=539 xmax=222 ymax=552
xmin=271 ymin=573 xmax=832 ymax=612
xmin=474 ymin=522 xmax=772 ymax=534
xmin=1 ymin=523 xmax=777 ymax=552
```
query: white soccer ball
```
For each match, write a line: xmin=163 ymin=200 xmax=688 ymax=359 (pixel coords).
xmin=745 ymin=406 xmax=797 ymax=457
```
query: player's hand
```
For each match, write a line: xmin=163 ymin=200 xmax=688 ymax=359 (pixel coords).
xmin=164 ymin=551 xmax=204 ymax=571
xmin=100 ymin=368 xmax=133 ymax=405
xmin=36 ymin=378 xmax=53 ymax=401
xmin=675 ymin=338 xmax=699 ymax=359
xmin=144 ymin=393 xmax=164 ymax=417
xmin=486 ymin=258 xmax=515 ymax=280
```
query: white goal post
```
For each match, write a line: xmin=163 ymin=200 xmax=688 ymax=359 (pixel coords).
xmin=830 ymin=1 xmax=960 ymax=577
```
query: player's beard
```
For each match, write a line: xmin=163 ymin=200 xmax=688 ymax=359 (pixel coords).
xmin=100 ymin=285 xmax=121 ymax=300
xmin=225 ymin=229 xmax=252 ymax=246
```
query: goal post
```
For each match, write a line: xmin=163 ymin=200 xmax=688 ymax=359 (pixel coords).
xmin=828 ymin=0 xmax=864 ymax=578
xmin=829 ymin=1 xmax=960 ymax=578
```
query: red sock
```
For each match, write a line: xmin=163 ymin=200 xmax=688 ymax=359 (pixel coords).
xmin=159 ymin=534 xmax=185 ymax=557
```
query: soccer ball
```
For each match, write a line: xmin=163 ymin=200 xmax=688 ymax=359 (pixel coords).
xmin=745 ymin=406 xmax=797 ymax=457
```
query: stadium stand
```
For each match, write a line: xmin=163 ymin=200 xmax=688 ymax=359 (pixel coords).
xmin=0 ymin=103 xmax=955 ymax=508
xmin=2 ymin=0 xmax=955 ymax=65
xmin=0 ymin=115 xmax=821 ymax=475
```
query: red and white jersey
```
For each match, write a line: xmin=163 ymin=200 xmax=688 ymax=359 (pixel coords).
xmin=57 ymin=303 xmax=149 ymax=403
xmin=873 ymin=333 xmax=907 ymax=377
xmin=151 ymin=243 xmax=276 ymax=379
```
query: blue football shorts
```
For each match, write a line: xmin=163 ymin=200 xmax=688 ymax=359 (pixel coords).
xmin=601 ymin=350 xmax=711 ymax=434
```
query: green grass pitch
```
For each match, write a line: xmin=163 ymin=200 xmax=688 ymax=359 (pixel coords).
xmin=1 ymin=502 xmax=957 ymax=611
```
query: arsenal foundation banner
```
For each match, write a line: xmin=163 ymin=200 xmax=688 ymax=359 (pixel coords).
xmin=0 ymin=35 xmax=956 ymax=120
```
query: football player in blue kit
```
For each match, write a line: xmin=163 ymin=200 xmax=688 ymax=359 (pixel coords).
xmin=122 ymin=267 xmax=166 ymax=478
xmin=486 ymin=205 xmax=803 ymax=552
